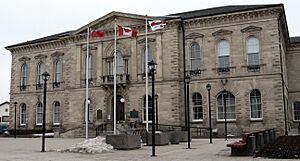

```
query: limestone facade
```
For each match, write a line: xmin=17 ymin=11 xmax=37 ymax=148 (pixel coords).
xmin=5 ymin=4 xmax=300 ymax=136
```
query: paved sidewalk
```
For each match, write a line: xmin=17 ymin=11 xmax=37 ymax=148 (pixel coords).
xmin=0 ymin=137 xmax=298 ymax=161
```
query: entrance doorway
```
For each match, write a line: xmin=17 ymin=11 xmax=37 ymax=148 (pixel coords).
xmin=112 ymin=95 xmax=125 ymax=122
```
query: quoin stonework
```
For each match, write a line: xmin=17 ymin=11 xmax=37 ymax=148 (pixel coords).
xmin=5 ymin=4 xmax=300 ymax=137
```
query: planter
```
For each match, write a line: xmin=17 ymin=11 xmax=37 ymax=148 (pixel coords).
xmin=147 ymin=132 xmax=169 ymax=146
xmin=106 ymin=134 xmax=141 ymax=150
xmin=169 ymin=131 xmax=181 ymax=144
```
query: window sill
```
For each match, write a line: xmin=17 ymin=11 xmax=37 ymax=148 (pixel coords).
xmin=192 ymin=120 xmax=203 ymax=123
xmin=250 ymin=118 xmax=263 ymax=122
xmin=217 ymin=119 xmax=236 ymax=123
xmin=52 ymin=124 xmax=60 ymax=127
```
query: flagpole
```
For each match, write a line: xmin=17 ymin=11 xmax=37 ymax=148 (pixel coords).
xmin=145 ymin=15 xmax=149 ymax=132
xmin=85 ymin=26 xmax=89 ymax=139
xmin=113 ymin=19 xmax=117 ymax=135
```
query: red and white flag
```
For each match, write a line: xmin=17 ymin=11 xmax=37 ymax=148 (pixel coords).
xmin=118 ymin=25 xmax=138 ymax=37
xmin=91 ymin=30 xmax=105 ymax=38
xmin=148 ymin=20 xmax=166 ymax=31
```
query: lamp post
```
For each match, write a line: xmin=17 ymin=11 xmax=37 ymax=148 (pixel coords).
xmin=148 ymin=60 xmax=157 ymax=157
xmin=41 ymin=71 xmax=50 ymax=152
xmin=14 ymin=102 xmax=17 ymax=139
xmin=206 ymin=84 xmax=212 ymax=144
xmin=155 ymin=94 xmax=158 ymax=130
xmin=223 ymin=90 xmax=228 ymax=141
xmin=185 ymin=75 xmax=191 ymax=149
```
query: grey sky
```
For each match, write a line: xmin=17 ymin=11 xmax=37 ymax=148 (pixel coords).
xmin=0 ymin=0 xmax=298 ymax=103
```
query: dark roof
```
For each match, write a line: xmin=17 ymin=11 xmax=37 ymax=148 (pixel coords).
xmin=0 ymin=101 xmax=9 ymax=106
xmin=168 ymin=4 xmax=282 ymax=19
xmin=5 ymin=31 xmax=73 ymax=49
xmin=290 ymin=36 xmax=300 ymax=44
xmin=6 ymin=4 xmax=283 ymax=49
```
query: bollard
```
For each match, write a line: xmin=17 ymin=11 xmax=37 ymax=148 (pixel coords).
xmin=257 ymin=133 xmax=264 ymax=149
xmin=249 ymin=135 xmax=256 ymax=157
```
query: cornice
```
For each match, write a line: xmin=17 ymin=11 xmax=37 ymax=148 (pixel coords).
xmin=137 ymin=37 xmax=156 ymax=44
xmin=18 ymin=56 xmax=31 ymax=62
xmin=183 ymin=7 xmax=282 ymax=30
xmin=51 ymin=51 xmax=64 ymax=57
xmin=241 ymin=25 xmax=262 ymax=33
xmin=212 ymin=29 xmax=233 ymax=37
xmin=185 ymin=33 xmax=204 ymax=39
xmin=34 ymin=54 xmax=47 ymax=59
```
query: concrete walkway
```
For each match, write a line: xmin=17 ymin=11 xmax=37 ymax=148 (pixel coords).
xmin=0 ymin=137 xmax=298 ymax=161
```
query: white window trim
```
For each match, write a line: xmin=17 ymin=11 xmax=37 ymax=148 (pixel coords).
xmin=249 ymin=90 xmax=263 ymax=120
xmin=246 ymin=36 xmax=260 ymax=66
xmin=216 ymin=92 xmax=236 ymax=121
xmin=36 ymin=104 xmax=43 ymax=126
xmin=142 ymin=106 xmax=153 ymax=123
xmin=53 ymin=102 xmax=60 ymax=125
xmin=19 ymin=105 xmax=26 ymax=126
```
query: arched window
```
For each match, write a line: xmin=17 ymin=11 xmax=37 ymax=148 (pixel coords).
xmin=192 ymin=93 xmax=203 ymax=121
xmin=218 ymin=40 xmax=230 ymax=69
xmin=20 ymin=63 xmax=28 ymax=90
xmin=143 ymin=95 xmax=152 ymax=122
xmin=247 ymin=36 xmax=260 ymax=66
xmin=54 ymin=60 xmax=62 ymax=84
xmin=116 ymin=51 xmax=125 ymax=74
xmin=250 ymin=89 xmax=262 ymax=119
xmin=190 ymin=43 xmax=201 ymax=72
xmin=19 ymin=103 xmax=27 ymax=126
xmin=84 ymin=99 xmax=93 ymax=122
xmin=36 ymin=102 xmax=43 ymax=125
xmin=294 ymin=101 xmax=300 ymax=121
xmin=97 ymin=109 xmax=103 ymax=120
xmin=143 ymin=46 xmax=153 ymax=73
xmin=53 ymin=101 xmax=60 ymax=125
xmin=36 ymin=62 xmax=45 ymax=85
xmin=217 ymin=91 xmax=236 ymax=120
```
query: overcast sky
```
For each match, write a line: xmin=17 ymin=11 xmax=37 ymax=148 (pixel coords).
xmin=0 ymin=0 xmax=299 ymax=103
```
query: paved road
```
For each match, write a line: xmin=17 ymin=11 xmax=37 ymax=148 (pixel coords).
xmin=0 ymin=137 xmax=297 ymax=161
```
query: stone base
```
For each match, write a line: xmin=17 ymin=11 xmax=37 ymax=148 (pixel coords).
xmin=147 ymin=132 xmax=169 ymax=146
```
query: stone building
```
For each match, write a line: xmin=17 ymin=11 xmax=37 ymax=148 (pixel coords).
xmin=5 ymin=4 xmax=300 ymax=137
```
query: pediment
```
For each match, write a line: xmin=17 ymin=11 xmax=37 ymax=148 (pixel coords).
xmin=74 ymin=11 xmax=146 ymax=35
xmin=18 ymin=56 xmax=31 ymax=62
xmin=185 ymin=33 xmax=204 ymax=39
xmin=51 ymin=51 xmax=64 ymax=57
xmin=241 ymin=26 xmax=262 ymax=33
xmin=212 ymin=29 xmax=232 ymax=37
xmin=34 ymin=54 xmax=47 ymax=59
xmin=137 ymin=38 xmax=156 ymax=44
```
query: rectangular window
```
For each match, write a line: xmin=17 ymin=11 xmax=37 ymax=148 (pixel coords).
xmin=219 ymin=56 xmax=229 ymax=68
xmin=248 ymin=53 xmax=259 ymax=66
xmin=36 ymin=107 xmax=43 ymax=125
xmin=20 ymin=106 xmax=26 ymax=125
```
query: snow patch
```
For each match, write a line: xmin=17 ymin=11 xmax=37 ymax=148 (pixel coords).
xmin=57 ymin=136 xmax=113 ymax=154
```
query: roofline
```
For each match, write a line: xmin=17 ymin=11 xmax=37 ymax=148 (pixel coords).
xmin=169 ymin=4 xmax=283 ymax=20
xmin=0 ymin=101 xmax=9 ymax=106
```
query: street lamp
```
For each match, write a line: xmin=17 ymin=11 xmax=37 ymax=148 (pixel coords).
xmin=206 ymin=84 xmax=212 ymax=144
xmin=148 ymin=60 xmax=157 ymax=157
xmin=41 ymin=71 xmax=50 ymax=152
xmin=223 ymin=90 xmax=228 ymax=141
xmin=14 ymin=102 xmax=17 ymax=139
xmin=185 ymin=75 xmax=191 ymax=149
xmin=154 ymin=94 xmax=158 ymax=130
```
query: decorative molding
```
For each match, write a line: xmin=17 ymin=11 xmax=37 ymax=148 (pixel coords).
xmin=34 ymin=54 xmax=47 ymax=59
xmin=185 ymin=33 xmax=204 ymax=39
xmin=212 ymin=29 xmax=233 ymax=37
xmin=137 ymin=38 xmax=156 ymax=44
xmin=18 ymin=56 xmax=31 ymax=62
xmin=241 ymin=26 xmax=262 ymax=33
xmin=51 ymin=51 xmax=64 ymax=57
xmin=82 ymin=45 xmax=98 ymax=51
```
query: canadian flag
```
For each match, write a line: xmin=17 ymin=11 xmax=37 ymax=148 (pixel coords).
xmin=118 ymin=25 xmax=138 ymax=37
xmin=91 ymin=30 xmax=105 ymax=38
xmin=148 ymin=20 xmax=166 ymax=31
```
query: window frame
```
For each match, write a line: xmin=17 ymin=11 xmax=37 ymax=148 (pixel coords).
xmin=191 ymin=93 xmax=203 ymax=122
xmin=20 ymin=63 xmax=28 ymax=89
xmin=249 ymin=89 xmax=263 ymax=121
xmin=246 ymin=36 xmax=260 ymax=66
xmin=53 ymin=101 xmax=60 ymax=125
xmin=217 ymin=40 xmax=230 ymax=69
xmin=190 ymin=42 xmax=201 ymax=72
xmin=36 ymin=62 xmax=45 ymax=87
xmin=143 ymin=95 xmax=153 ymax=123
xmin=19 ymin=103 xmax=27 ymax=126
xmin=54 ymin=60 xmax=62 ymax=84
xmin=217 ymin=91 xmax=236 ymax=121
xmin=36 ymin=102 xmax=43 ymax=126
xmin=293 ymin=101 xmax=300 ymax=122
